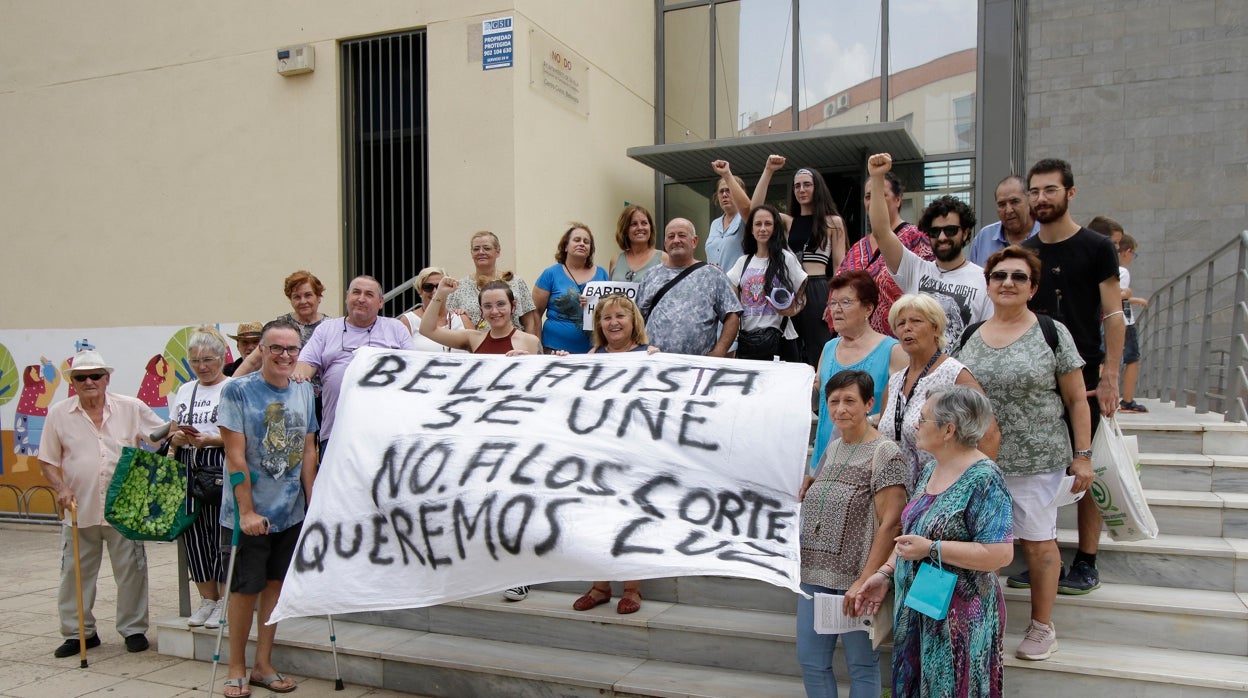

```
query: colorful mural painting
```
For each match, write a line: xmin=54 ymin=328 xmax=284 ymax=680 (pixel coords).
xmin=0 ymin=324 xmax=242 ymax=517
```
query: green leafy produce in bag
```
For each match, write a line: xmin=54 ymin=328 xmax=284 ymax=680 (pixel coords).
xmin=105 ymin=446 xmax=197 ymax=541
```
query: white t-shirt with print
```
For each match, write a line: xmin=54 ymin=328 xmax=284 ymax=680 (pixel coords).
xmin=726 ymin=249 xmax=808 ymax=339
xmin=893 ymin=249 xmax=993 ymax=347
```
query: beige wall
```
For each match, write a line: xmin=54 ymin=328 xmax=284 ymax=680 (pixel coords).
xmin=0 ymin=0 xmax=654 ymax=329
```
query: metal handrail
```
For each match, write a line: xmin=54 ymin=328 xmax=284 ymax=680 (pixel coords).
xmin=1137 ymin=230 xmax=1248 ymax=422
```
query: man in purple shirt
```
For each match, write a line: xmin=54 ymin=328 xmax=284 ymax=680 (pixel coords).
xmin=294 ymin=275 xmax=415 ymax=448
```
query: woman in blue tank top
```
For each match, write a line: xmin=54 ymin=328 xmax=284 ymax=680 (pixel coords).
xmin=809 ymin=271 xmax=906 ymax=472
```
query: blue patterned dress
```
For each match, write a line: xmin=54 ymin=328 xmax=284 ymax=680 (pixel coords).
xmin=892 ymin=458 xmax=1013 ymax=697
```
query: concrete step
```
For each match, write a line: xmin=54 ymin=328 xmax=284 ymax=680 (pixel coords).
xmin=159 ymin=616 xmax=809 ymax=698
xmin=1056 ymin=488 xmax=1248 ymax=537
xmin=1118 ymin=414 xmax=1248 ymax=457
xmin=156 ymin=612 xmax=1248 ymax=697
xmin=1137 ymin=452 xmax=1248 ymax=493
xmin=1004 ymin=530 xmax=1248 ymax=592
xmin=1001 ymin=578 xmax=1248 ymax=656
xmin=1001 ymin=635 xmax=1248 ymax=696
xmin=535 ymin=576 xmax=796 ymax=614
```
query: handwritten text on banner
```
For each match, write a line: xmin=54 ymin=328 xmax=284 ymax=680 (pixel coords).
xmin=271 ymin=349 xmax=813 ymax=621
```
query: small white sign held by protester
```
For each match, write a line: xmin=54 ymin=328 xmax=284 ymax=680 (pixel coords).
xmin=270 ymin=349 xmax=812 ymax=621
xmin=581 ymin=281 xmax=639 ymax=330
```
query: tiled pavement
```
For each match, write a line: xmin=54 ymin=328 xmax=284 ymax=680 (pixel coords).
xmin=0 ymin=522 xmax=428 ymax=697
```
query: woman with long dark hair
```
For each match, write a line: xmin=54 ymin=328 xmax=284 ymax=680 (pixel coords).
xmin=726 ymin=204 xmax=807 ymax=362
xmin=752 ymin=155 xmax=848 ymax=366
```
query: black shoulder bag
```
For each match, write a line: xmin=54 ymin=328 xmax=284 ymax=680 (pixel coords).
xmin=641 ymin=262 xmax=706 ymax=321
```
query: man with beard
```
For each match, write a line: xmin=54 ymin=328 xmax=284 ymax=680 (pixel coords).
xmin=836 ymin=160 xmax=934 ymax=337
xmin=1019 ymin=158 xmax=1124 ymax=594
xmin=968 ymin=175 xmax=1040 ymax=266
xmin=864 ymin=153 xmax=991 ymax=347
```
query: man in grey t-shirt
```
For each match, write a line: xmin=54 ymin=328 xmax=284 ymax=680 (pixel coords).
xmin=637 ymin=218 xmax=742 ymax=356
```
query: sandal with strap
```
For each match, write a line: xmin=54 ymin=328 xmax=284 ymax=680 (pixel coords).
xmin=572 ymin=585 xmax=612 ymax=611
xmin=223 ymin=677 xmax=251 ymax=698
xmin=617 ymin=588 xmax=642 ymax=615
xmin=250 ymin=672 xmax=296 ymax=693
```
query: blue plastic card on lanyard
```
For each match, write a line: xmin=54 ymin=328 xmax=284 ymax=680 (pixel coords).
xmin=902 ymin=543 xmax=956 ymax=620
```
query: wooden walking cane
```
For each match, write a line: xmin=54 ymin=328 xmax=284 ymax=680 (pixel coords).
xmin=70 ymin=502 xmax=88 ymax=668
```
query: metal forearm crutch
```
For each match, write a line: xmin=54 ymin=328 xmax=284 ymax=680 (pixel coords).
xmin=208 ymin=471 xmax=248 ymax=698
xmin=327 ymin=614 xmax=344 ymax=689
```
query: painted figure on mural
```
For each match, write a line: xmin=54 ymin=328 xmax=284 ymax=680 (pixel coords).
xmin=136 ymin=354 xmax=178 ymax=421
xmin=14 ymin=357 xmax=61 ymax=455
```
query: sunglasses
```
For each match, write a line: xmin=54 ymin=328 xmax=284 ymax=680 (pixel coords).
xmin=925 ymin=225 xmax=963 ymax=239
xmin=71 ymin=373 xmax=107 ymax=382
xmin=987 ymin=270 xmax=1031 ymax=284
xmin=420 ymin=283 xmax=438 ymax=292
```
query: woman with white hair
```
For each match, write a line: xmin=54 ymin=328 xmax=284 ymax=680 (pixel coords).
xmin=877 ymin=294 xmax=999 ymax=490
xmin=400 ymin=266 xmax=466 ymax=353
xmin=169 ymin=326 xmax=232 ymax=630
xmin=855 ymin=385 xmax=1014 ymax=697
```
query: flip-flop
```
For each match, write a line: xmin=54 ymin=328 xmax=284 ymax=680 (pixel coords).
xmin=223 ymin=677 xmax=251 ymax=698
xmin=250 ymin=673 xmax=297 ymax=693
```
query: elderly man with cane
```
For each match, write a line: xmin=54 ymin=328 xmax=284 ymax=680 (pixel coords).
xmin=215 ymin=319 xmax=318 ymax=697
xmin=38 ymin=348 xmax=167 ymax=658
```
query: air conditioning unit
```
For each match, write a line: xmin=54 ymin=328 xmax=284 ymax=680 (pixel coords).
xmin=837 ymin=93 xmax=850 ymax=110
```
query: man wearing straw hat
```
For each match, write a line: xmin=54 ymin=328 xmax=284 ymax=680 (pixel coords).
xmin=224 ymin=322 xmax=264 ymax=377
xmin=37 ymin=348 xmax=167 ymax=658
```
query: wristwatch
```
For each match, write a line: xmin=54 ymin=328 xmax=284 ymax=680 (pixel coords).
xmin=1073 ymin=449 xmax=1093 ymax=459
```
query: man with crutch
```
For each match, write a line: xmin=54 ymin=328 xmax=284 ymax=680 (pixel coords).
xmin=38 ymin=348 xmax=166 ymax=658
xmin=216 ymin=319 xmax=318 ymax=697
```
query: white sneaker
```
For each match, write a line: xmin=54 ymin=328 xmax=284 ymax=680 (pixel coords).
xmin=502 ymin=586 xmax=529 ymax=602
xmin=203 ymin=599 xmax=225 ymax=629
xmin=187 ymin=598 xmax=217 ymax=627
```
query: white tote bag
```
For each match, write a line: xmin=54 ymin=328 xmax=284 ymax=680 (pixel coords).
xmin=1090 ymin=415 xmax=1159 ymax=541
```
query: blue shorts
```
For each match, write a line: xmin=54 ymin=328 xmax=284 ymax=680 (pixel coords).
xmin=1122 ymin=324 xmax=1140 ymax=364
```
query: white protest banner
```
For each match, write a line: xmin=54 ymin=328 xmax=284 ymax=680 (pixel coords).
xmin=581 ymin=281 xmax=639 ymax=330
xmin=270 ymin=349 xmax=812 ymax=622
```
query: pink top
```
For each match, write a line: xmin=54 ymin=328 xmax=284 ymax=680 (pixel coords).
xmin=38 ymin=393 xmax=166 ymax=527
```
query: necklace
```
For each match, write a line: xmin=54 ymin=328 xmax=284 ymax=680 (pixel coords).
xmin=893 ymin=350 xmax=942 ymax=438
xmin=937 ymin=258 xmax=970 ymax=274
xmin=809 ymin=429 xmax=871 ymax=535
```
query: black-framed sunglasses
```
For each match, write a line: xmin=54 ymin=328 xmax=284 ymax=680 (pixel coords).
xmin=71 ymin=373 xmax=107 ymax=382
xmin=925 ymin=225 xmax=963 ymax=239
xmin=420 ymin=283 xmax=438 ymax=293
xmin=987 ymin=270 xmax=1031 ymax=284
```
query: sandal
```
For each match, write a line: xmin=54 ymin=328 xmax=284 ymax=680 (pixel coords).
xmin=250 ymin=672 xmax=297 ymax=693
xmin=572 ymin=585 xmax=612 ymax=611
xmin=617 ymin=588 xmax=642 ymax=615
xmin=223 ymin=677 xmax=251 ymax=698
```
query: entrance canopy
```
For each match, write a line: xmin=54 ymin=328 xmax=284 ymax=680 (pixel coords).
xmin=627 ymin=122 xmax=925 ymax=181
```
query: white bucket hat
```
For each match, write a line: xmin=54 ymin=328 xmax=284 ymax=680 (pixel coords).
xmin=66 ymin=349 xmax=114 ymax=375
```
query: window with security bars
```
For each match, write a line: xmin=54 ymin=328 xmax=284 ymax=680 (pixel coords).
xmin=341 ymin=30 xmax=429 ymax=316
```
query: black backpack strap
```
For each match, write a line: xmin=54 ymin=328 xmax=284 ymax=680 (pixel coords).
xmin=641 ymin=262 xmax=707 ymax=321
xmin=1035 ymin=313 xmax=1060 ymax=354
xmin=956 ymin=321 xmax=987 ymax=354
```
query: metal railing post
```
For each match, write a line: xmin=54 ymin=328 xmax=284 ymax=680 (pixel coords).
xmin=1228 ymin=234 xmax=1248 ymax=422
xmin=1176 ymin=274 xmax=1193 ymax=408
xmin=1195 ymin=261 xmax=1216 ymax=413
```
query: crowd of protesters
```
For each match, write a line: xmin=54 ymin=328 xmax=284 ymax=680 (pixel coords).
xmin=37 ymin=151 xmax=1142 ymax=698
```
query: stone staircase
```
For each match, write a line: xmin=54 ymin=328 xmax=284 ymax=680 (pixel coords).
xmin=156 ymin=400 xmax=1248 ymax=697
